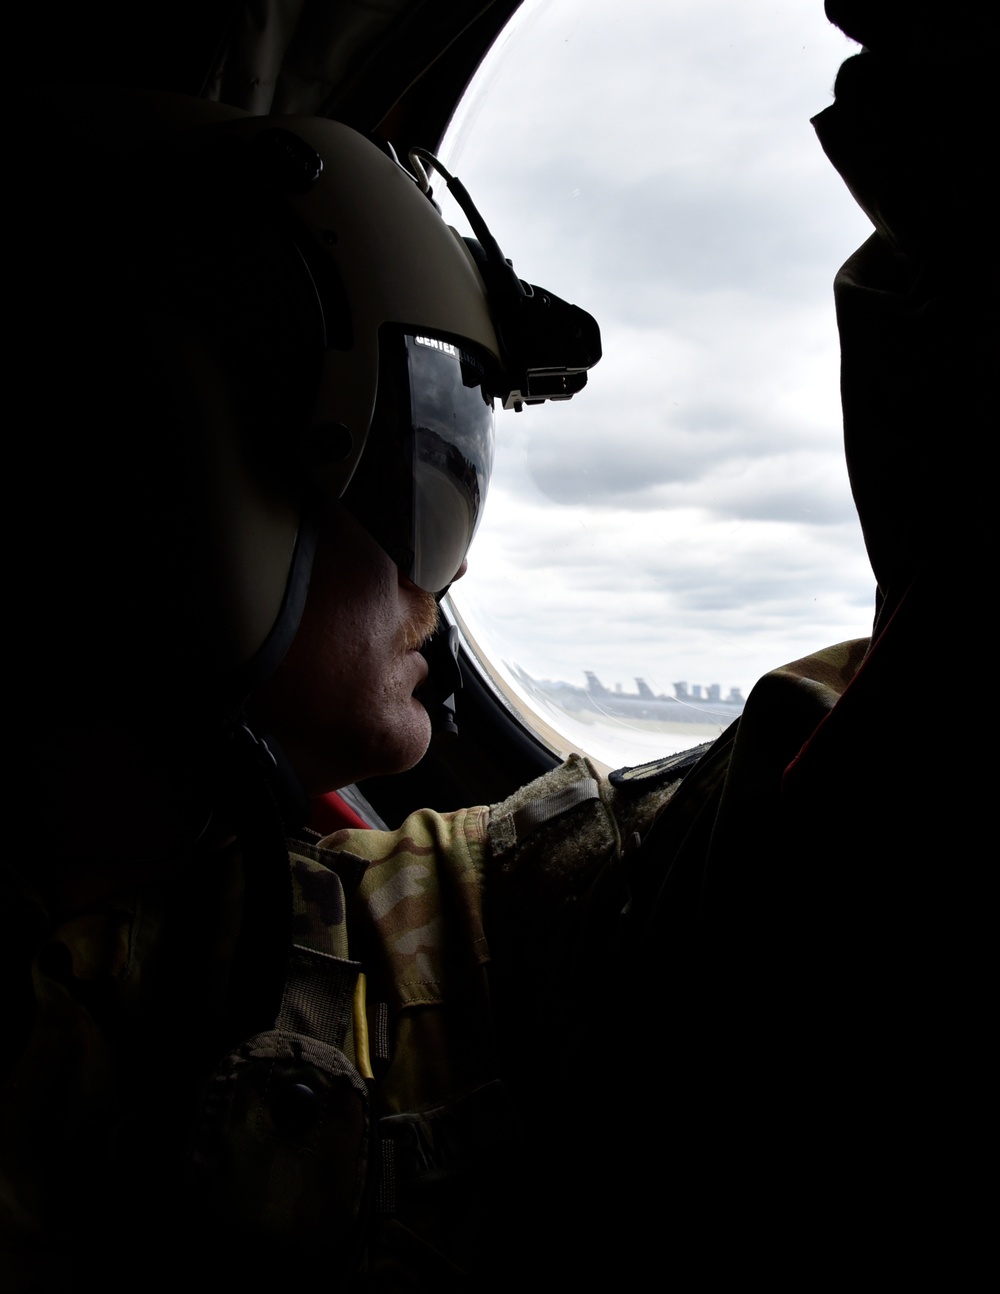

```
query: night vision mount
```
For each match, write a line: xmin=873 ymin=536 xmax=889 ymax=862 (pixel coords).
xmin=409 ymin=149 xmax=602 ymax=411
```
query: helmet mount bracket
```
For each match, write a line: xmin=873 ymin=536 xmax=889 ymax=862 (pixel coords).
xmin=408 ymin=149 xmax=602 ymax=412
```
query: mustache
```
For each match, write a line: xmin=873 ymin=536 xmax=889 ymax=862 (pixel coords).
xmin=400 ymin=589 xmax=441 ymax=654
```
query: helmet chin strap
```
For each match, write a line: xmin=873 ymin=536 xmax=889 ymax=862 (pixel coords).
xmin=218 ymin=719 xmax=310 ymax=1048
xmin=223 ymin=506 xmax=322 ymax=714
xmin=228 ymin=720 xmax=312 ymax=833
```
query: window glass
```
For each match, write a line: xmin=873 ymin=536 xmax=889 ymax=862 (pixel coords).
xmin=437 ymin=0 xmax=873 ymax=768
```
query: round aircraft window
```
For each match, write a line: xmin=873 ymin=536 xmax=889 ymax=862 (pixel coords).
xmin=438 ymin=0 xmax=874 ymax=769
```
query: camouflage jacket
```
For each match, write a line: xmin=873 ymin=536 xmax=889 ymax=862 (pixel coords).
xmin=0 ymin=751 xmax=686 ymax=1292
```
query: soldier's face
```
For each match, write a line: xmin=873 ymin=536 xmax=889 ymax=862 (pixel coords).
xmin=251 ymin=502 xmax=441 ymax=793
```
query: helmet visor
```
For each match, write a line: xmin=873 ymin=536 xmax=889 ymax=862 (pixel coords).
xmin=343 ymin=330 xmax=496 ymax=594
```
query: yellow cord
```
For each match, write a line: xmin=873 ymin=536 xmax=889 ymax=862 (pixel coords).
xmin=353 ymin=972 xmax=374 ymax=1080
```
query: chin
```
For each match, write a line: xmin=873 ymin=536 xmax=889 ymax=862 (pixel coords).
xmin=337 ymin=697 xmax=432 ymax=790
xmin=378 ymin=699 xmax=433 ymax=776
xmin=270 ymin=694 xmax=433 ymax=796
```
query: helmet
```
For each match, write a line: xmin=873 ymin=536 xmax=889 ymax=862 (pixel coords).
xmin=29 ymin=91 xmax=598 ymax=722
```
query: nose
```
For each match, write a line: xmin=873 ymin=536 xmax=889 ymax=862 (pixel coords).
xmin=452 ymin=559 xmax=469 ymax=583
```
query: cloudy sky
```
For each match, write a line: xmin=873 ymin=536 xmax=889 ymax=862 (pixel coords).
xmin=435 ymin=0 xmax=875 ymax=763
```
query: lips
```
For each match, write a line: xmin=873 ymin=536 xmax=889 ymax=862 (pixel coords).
xmin=410 ymin=647 xmax=431 ymax=695
xmin=402 ymin=630 xmax=431 ymax=655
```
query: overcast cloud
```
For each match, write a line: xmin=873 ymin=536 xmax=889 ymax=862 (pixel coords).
xmin=436 ymin=0 xmax=874 ymax=763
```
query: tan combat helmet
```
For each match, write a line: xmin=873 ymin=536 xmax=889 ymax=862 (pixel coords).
xmin=41 ymin=93 xmax=599 ymax=714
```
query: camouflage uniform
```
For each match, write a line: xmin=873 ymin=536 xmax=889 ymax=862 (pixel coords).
xmin=0 ymin=750 xmax=690 ymax=1291
xmin=9 ymin=622 xmax=977 ymax=1286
